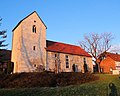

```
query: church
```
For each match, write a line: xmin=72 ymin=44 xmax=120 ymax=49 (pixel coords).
xmin=11 ymin=11 xmax=93 ymax=73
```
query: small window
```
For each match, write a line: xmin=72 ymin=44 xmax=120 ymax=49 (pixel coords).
xmin=32 ymin=25 xmax=36 ymax=33
xmin=34 ymin=20 xmax=36 ymax=23
xmin=34 ymin=64 xmax=36 ymax=67
xmin=33 ymin=46 xmax=36 ymax=50
xmin=66 ymin=55 xmax=68 ymax=58
xmin=54 ymin=54 xmax=57 ymax=64
xmin=66 ymin=62 xmax=69 ymax=68
xmin=66 ymin=55 xmax=69 ymax=68
xmin=55 ymin=54 xmax=57 ymax=58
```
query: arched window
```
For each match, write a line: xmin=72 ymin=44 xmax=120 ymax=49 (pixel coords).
xmin=83 ymin=58 xmax=88 ymax=72
xmin=32 ymin=25 xmax=36 ymax=33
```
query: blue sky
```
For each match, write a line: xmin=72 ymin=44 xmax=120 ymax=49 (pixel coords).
xmin=0 ymin=0 xmax=120 ymax=50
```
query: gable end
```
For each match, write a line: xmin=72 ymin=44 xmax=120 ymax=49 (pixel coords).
xmin=12 ymin=11 xmax=47 ymax=32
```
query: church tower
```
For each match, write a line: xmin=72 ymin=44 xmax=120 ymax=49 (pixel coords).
xmin=11 ymin=11 xmax=47 ymax=73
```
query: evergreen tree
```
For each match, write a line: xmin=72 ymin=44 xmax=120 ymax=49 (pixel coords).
xmin=0 ymin=18 xmax=8 ymax=62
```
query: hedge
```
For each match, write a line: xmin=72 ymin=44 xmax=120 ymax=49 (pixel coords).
xmin=0 ymin=72 xmax=99 ymax=88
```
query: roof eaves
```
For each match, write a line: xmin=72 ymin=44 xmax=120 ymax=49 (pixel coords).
xmin=46 ymin=50 xmax=92 ymax=57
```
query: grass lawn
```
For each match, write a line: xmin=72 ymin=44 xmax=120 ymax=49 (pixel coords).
xmin=0 ymin=74 xmax=120 ymax=96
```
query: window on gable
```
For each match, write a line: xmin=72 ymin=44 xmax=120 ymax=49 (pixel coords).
xmin=33 ymin=46 xmax=36 ymax=51
xmin=66 ymin=55 xmax=69 ymax=68
xmin=32 ymin=25 xmax=36 ymax=33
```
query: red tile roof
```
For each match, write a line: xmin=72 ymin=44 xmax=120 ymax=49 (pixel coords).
xmin=46 ymin=40 xmax=91 ymax=57
xmin=105 ymin=52 xmax=120 ymax=62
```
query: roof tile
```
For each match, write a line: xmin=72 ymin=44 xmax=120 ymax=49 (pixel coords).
xmin=46 ymin=40 xmax=91 ymax=57
xmin=105 ymin=52 xmax=120 ymax=62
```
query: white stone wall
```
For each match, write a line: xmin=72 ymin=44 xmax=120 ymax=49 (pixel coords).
xmin=115 ymin=61 xmax=120 ymax=70
xmin=113 ymin=70 xmax=120 ymax=75
xmin=12 ymin=12 xmax=46 ymax=73
xmin=46 ymin=51 xmax=93 ymax=73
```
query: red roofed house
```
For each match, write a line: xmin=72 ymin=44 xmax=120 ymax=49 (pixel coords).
xmin=11 ymin=11 xmax=93 ymax=73
xmin=100 ymin=52 xmax=120 ymax=74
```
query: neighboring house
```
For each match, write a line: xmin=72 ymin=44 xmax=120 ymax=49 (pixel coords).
xmin=100 ymin=52 xmax=120 ymax=74
xmin=0 ymin=49 xmax=13 ymax=73
xmin=11 ymin=11 xmax=93 ymax=73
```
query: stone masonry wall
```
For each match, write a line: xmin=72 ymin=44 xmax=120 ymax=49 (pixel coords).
xmin=12 ymin=12 xmax=46 ymax=73
xmin=46 ymin=51 xmax=93 ymax=73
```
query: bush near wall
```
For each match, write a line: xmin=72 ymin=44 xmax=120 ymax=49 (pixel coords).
xmin=0 ymin=72 xmax=99 ymax=88
xmin=56 ymin=72 xmax=99 ymax=86
xmin=0 ymin=61 xmax=14 ymax=74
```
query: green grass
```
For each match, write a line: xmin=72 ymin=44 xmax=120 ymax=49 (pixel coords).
xmin=0 ymin=74 xmax=120 ymax=96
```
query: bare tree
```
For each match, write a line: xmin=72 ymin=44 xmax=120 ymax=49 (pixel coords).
xmin=79 ymin=32 xmax=113 ymax=72
xmin=46 ymin=52 xmax=61 ymax=73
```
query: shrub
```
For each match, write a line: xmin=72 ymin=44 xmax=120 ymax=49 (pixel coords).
xmin=7 ymin=61 xmax=14 ymax=74
xmin=0 ymin=72 xmax=99 ymax=88
xmin=56 ymin=72 xmax=99 ymax=86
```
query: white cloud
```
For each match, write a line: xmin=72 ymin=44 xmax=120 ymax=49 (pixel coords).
xmin=109 ymin=44 xmax=120 ymax=54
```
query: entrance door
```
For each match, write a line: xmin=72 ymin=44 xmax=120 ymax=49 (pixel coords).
xmin=72 ymin=64 xmax=78 ymax=72
xmin=84 ymin=63 xmax=88 ymax=73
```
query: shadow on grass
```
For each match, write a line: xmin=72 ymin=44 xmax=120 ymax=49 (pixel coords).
xmin=109 ymin=82 xmax=118 ymax=96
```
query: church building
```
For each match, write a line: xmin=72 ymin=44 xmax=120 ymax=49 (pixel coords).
xmin=11 ymin=11 xmax=93 ymax=73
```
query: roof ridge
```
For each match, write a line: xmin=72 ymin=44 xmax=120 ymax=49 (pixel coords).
xmin=46 ymin=40 xmax=81 ymax=48
xmin=106 ymin=52 xmax=120 ymax=56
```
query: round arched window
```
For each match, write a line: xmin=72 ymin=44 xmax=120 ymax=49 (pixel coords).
xmin=32 ymin=25 xmax=36 ymax=33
